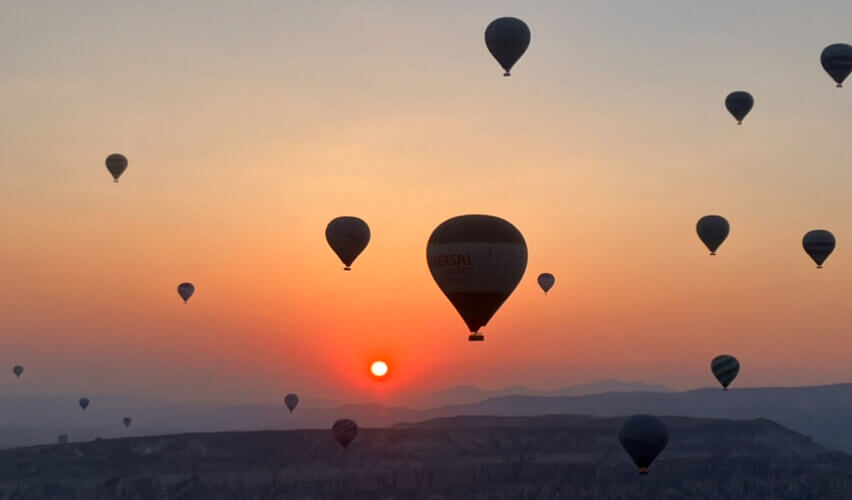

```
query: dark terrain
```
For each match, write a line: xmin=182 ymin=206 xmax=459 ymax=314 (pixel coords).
xmin=0 ymin=415 xmax=849 ymax=499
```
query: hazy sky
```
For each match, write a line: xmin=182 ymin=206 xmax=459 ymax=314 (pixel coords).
xmin=2 ymin=1 xmax=851 ymax=405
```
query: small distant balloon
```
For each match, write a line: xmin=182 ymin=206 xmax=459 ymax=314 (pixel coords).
xmin=619 ymin=415 xmax=668 ymax=475
xmin=123 ymin=417 xmax=132 ymax=428
xmin=485 ymin=17 xmax=531 ymax=76
xmin=58 ymin=434 xmax=68 ymax=445
xmin=427 ymin=215 xmax=528 ymax=342
xmin=177 ymin=282 xmax=195 ymax=303
xmin=13 ymin=365 xmax=23 ymax=378
xmin=105 ymin=154 xmax=128 ymax=183
xmin=802 ymin=230 xmax=835 ymax=268
xmin=821 ymin=43 xmax=852 ymax=88
xmin=537 ymin=273 xmax=555 ymax=294
xmin=332 ymin=419 xmax=358 ymax=450
xmin=284 ymin=393 xmax=299 ymax=414
xmin=711 ymin=355 xmax=740 ymax=390
xmin=326 ymin=217 xmax=370 ymax=271
xmin=725 ymin=91 xmax=754 ymax=125
xmin=696 ymin=215 xmax=729 ymax=255
xmin=79 ymin=398 xmax=90 ymax=410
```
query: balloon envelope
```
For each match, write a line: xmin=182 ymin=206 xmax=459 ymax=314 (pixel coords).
xmin=12 ymin=365 xmax=23 ymax=378
xmin=427 ymin=215 xmax=528 ymax=341
xmin=325 ymin=217 xmax=370 ymax=270
xmin=79 ymin=398 xmax=90 ymax=410
xmin=123 ymin=417 xmax=132 ymax=428
xmin=177 ymin=283 xmax=195 ymax=303
xmin=485 ymin=17 xmax=530 ymax=76
xmin=619 ymin=415 xmax=668 ymax=475
xmin=711 ymin=355 xmax=740 ymax=389
xmin=537 ymin=273 xmax=555 ymax=294
xmin=821 ymin=43 xmax=852 ymax=87
xmin=802 ymin=230 xmax=835 ymax=268
xmin=58 ymin=434 xmax=68 ymax=445
xmin=696 ymin=215 xmax=729 ymax=255
xmin=332 ymin=419 xmax=358 ymax=449
xmin=725 ymin=91 xmax=754 ymax=124
xmin=284 ymin=393 xmax=299 ymax=414
xmin=105 ymin=154 xmax=128 ymax=182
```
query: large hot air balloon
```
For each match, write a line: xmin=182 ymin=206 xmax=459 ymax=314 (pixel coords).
xmin=177 ymin=283 xmax=195 ymax=303
xmin=802 ymin=230 xmax=835 ymax=268
xmin=284 ymin=393 xmax=299 ymax=414
xmin=485 ymin=17 xmax=530 ymax=76
xmin=12 ymin=365 xmax=23 ymax=378
xmin=696 ymin=215 xmax=729 ymax=255
xmin=537 ymin=273 xmax=555 ymax=294
xmin=619 ymin=415 xmax=669 ymax=475
xmin=427 ymin=215 xmax=528 ymax=341
xmin=79 ymin=398 xmax=90 ymax=410
xmin=58 ymin=434 xmax=68 ymax=445
xmin=332 ymin=419 xmax=358 ymax=450
xmin=821 ymin=43 xmax=852 ymax=88
xmin=123 ymin=417 xmax=132 ymax=428
xmin=105 ymin=154 xmax=128 ymax=183
xmin=724 ymin=91 xmax=754 ymax=125
xmin=325 ymin=217 xmax=370 ymax=271
xmin=711 ymin=355 xmax=740 ymax=390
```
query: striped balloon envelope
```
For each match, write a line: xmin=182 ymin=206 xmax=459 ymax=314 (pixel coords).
xmin=711 ymin=355 xmax=740 ymax=389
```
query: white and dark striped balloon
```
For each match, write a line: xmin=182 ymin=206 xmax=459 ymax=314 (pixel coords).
xmin=711 ymin=355 xmax=740 ymax=390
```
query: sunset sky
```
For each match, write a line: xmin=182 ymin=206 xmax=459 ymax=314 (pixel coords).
xmin=2 ymin=1 xmax=851 ymax=406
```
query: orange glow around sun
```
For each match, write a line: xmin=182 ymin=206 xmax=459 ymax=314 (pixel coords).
xmin=370 ymin=361 xmax=388 ymax=378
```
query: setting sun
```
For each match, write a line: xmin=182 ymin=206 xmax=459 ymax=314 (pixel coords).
xmin=370 ymin=361 xmax=388 ymax=378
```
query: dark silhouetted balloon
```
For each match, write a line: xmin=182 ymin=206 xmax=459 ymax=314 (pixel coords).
xmin=123 ymin=417 xmax=132 ymax=428
xmin=619 ymin=415 xmax=669 ymax=475
xmin=326 ymin=217 xmax=370 ymax=271
xmin=427 ymin=215 xmax=528 ymax=341
xmin=177 ymin=283 xmax=195 ymax=303
xmin=105 ymin=154 xmax=128 ymax=183
xmin=711 ymin=355 xmax=740 ymax=390
xmin=332 ymin=419 xmax=358 ymax=449
xmin=58 ymin=434 xmax=68 ymax=445
xmin=537 ymin=273 xmax=555 ymax=294
xmin=79 ymin=398 xmax=90 ymax=410
xmin=485 ymin=17 xmax=530 ymax=76
xmin=725 ymin=91 xmax=754 ymax=125
xmin=802 ymin=230 xmax=835 ymax=268
xmin=821 ymin=43 xmax=852 ymax=88
xmin=696 ymin=215 xmax=729 ymax=255
xmin=284 ymin=393 xmax=299 ymax=414
xmin=12 ymin=365 xmax=23 ymax=378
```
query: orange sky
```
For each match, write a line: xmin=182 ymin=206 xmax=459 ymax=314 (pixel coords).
xmin=1 ymin=1 xmax=851 ymax=405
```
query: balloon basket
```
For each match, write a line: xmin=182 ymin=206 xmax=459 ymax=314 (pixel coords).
xmin=468 ymin=334 xmax=485 ymax=342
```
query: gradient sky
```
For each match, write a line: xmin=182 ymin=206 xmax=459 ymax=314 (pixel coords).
xmin=2 ymin=1 xmax=851 ymax=406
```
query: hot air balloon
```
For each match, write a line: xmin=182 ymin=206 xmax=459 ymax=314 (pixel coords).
xmin=711 ymin=355 xmax=740 ymax=390
xmin=696 ymin=215 xmax=729 ymax=255
xmin=821 ymin=43 xmax=852 ymax=88
xmin=725 ymin=91 xmax=754 ymax=125
xmin=619 ymin=415 xmax=668 ymax=475
xmin=58 ymin=434 xmax=68 ymax=445
xmin=325 ymin=217 xmax=370 ymax=271
xmin=79 ymin=398 xmax=90 ymax=410
xmin=332 ymin=419 xmax=358 ymax=450
xmin=427 ymin=215 xmax=528 ymax=341
xmin=485 ymin=17 xmax=530 ymax=76
xmin=177 ymin=282 xmax=195 ymax=303
xmin=12 ymin=365 xmax=23 ymax=378
xmin=802 ymin=230 xmax=835 ymax=268
xmin=123 ymin=417 xmax=132 ymax=428
xmin=105 ymin=154 xmax=128 ymax=182
xmin=284 ymin=393 xmax=299 ymax=414
xmin=537 ymin=273 xmax=555 ymax=294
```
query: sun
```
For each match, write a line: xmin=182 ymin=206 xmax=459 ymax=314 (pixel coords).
xmin=370 ymin=360 xmax=388 ymax=378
